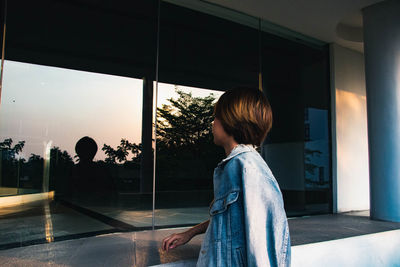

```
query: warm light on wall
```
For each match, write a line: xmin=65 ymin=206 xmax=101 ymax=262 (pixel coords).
xmin=336 ymin=89 xmax=369 ymax=212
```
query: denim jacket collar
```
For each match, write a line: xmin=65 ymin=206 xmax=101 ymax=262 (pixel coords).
xmin=217 ymin=144 xmax=256 ymax=167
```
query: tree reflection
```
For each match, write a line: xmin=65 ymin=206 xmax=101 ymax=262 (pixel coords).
xmin=156 ymin=89 xmax=224 ymax=191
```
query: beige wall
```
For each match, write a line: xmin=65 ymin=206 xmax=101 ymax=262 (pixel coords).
xmin=331 ymin=44 xmax=370 ymax=212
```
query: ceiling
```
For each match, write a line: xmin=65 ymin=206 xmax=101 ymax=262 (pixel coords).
xmin=204 ymin=0 xmax=384 ymax=53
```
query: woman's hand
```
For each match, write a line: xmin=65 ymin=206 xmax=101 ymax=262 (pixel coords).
xmin=162 ymin=231 xmax=193 ymax=252
xmin=161 ymin=220 xmax=209 ymax=252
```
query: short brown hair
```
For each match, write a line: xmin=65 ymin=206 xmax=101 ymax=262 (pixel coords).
xmin=214 ymin=87 xmax=273 ymax=146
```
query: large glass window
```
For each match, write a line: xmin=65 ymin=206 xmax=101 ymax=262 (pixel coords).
xmin=0 ymin=60 xmax=144 ymax=246
xmin=154 ymin=1 xmax=260 ymax=227
xmin=154 ymin=83 xmax=224 ymax=226
xmin=0 ymin=0 xmax=158 ymax=248
xmin=260 ymin=31 xmax=331 ymax=216
xmin=0 ymin=0 xmax=332 ymax=250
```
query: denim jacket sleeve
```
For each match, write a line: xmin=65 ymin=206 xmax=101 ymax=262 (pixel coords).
xmin=242 ymin=161 xmax=291 ymax=267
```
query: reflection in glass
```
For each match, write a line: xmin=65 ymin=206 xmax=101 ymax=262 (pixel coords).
xmin=156 ymin=84 xmax=223 ymax=191
xmin=304 ymin=108 xmax=330 ymax=189
xmin=0 ymin=1 xmax=333 ymax=252
xmin=0 ymin=60 xmax=143 ymax=207
xmin=155 ymin=83 xmax=224 ymax=226
xmin=304 ymin=108 xmax=330 ymax=213
xmin=260 ymin=29 xmax=331 ymax=215
xmin=155 ymin=0 xmax=260 ymax=227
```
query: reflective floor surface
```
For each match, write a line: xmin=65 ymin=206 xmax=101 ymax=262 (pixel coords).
xmin=0 ymin=200 xmax=114 ymax=249
xmin=0 ymin=199 xmax=210 ymax=250
xmin=0 ymin=228 xmax=203 ymax=267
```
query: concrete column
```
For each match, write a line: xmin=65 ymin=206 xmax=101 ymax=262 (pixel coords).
xmin=363 ymin=0 xmax=400 ymax=222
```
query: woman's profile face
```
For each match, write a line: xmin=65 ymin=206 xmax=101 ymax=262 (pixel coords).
xmin=212 ymin=118 xmax=229 ymax=146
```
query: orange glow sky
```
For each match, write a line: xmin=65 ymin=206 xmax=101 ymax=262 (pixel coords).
xmin=0 ymin=60 xmax=222 ymax=161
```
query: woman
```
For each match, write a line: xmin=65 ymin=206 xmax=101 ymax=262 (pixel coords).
xmin=162 ymin=87 xmax=291 ymax=267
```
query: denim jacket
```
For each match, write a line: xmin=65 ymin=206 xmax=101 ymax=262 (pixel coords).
xmin=197 ymin=145 xmax=291 ymax=267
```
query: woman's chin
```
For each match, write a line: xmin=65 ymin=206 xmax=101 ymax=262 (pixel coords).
xmin=213 ymin=139 xmax=219 ymax=146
